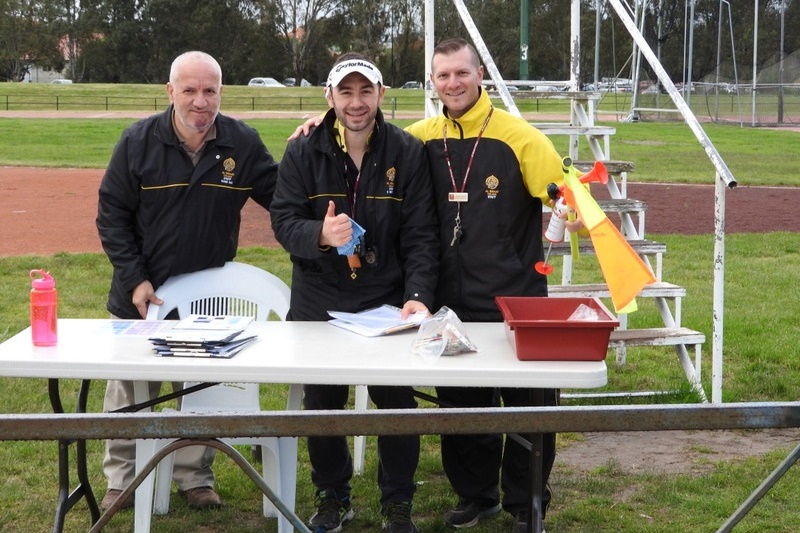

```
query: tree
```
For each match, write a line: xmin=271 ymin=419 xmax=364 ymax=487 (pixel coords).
xmin=0 ymin=0 xmax=64 ymax=81
xmin=139 ymin=0 xmax=278 ymax=84
xmin=259 ymin=0 xmax=344 ymax=86
xmin=78 ymin=0 xmax=150 ymax=83
xmin=380 ymin=0 xmax=424 ymax=87
xmin=4 ymin=0 xmax=793 ymax=90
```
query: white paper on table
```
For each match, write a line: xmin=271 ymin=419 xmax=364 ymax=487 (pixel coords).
xmin=327 ymin=304 xmax=427 ymax=337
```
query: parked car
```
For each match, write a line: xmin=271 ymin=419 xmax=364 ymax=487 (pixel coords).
xmin=282 ymin=77 xmax=313 ymax=87
xmin=50 ymin=79 xmax=73 ymax=84
xmin=400 ymin=81 xmax=423 ymax=89
xmin=247 ymin=77 xmax=285 ymax=88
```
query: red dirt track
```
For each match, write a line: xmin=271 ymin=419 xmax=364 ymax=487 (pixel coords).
xmin=1 ymin=166 xmax=799 ymax=257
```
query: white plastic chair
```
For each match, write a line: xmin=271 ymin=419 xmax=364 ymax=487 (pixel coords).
xmin=133 ymin=261 xmax=297 ymax=533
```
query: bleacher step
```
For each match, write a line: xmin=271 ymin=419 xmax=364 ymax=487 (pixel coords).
xmin=548 ymin=239 xmax=666 ymax=256
xmin=572 ymin=160 xmax=635 ymax=174
xmin=549 ymin=281 xmax=686 ymax=300
xmin=608 ymin=327 xmax=705 ymax=349
xmin=597 ymin=198 xmax=647 ymax=214
xmin=532 ymin=124 xmax=617 ymax=136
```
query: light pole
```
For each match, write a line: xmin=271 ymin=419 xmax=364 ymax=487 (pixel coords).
xmin=778 ymin=0 xmax=785 ymax=123
xmin=686 ymin=0 xmax=696 ymax=105
xmin=520 ymin=0 xmax=529 ymax=80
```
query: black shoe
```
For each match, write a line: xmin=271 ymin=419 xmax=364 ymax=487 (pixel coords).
xmin=307 ymin=489 xmax=354 ymax=532
xmin=381 ymin=501 xmax=418 ymax=533
xmin=444 ymin=499 xmax=501 ymax=528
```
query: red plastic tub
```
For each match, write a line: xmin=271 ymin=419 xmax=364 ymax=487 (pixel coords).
xmin=495 ymin=296 xmax=619 ymax=361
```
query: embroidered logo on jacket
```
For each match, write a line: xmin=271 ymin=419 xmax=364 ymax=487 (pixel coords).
xmin=385 ymin=167 xmax=396 ymax=194
xmin=485 ymin=175 xmax=499 ymax=199
xmin=221 ymin=157 xmax=236 ymax=185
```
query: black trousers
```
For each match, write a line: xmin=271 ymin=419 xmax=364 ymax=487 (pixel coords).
xmin=303 ymin=384 xmax=420 ymax=504
xmin=435 ymin=386 xmax=558 ymax=516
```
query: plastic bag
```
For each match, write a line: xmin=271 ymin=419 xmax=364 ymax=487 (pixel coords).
xmin=412 ymin=306 xmax=478 ymax=361
xmin=568 ymin=303 xmax=602 ymax=321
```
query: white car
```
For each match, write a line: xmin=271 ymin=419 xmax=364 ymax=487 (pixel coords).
xmin=50 ymin=79 xmax=73 ymax=84
xmin=247 ymin=77 xmax=285 ymax=88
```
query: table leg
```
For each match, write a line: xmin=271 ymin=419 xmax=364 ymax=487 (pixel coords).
xmin=48 ymin=379 xmax=100 ymax=533
xmin=528 ymin=431 xmax=544 ymax=533
xmin=518 ymin=387 xmax=546 ymax=533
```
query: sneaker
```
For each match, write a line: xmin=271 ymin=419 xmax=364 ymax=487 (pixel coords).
xmin=100 ymin=489 xmax=134 ymax=511
xmin=512 ymin=510 xmax=546 ymax=533
xmin=444 ymin=499 xmax=501 ymax=528
xmin=307 ymin=489 xmax=354 ymax=532
xmin=381 ymin=501 xmax=418 ymax=533
xmin=183 ymin=486 xmax=222 ymax=509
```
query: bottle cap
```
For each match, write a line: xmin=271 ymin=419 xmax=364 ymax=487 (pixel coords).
xmin=30 ymin=270 xmax=56 ymax=290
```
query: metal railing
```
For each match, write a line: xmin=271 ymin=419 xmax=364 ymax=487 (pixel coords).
xmin=3 ymin=403 xmax=800 ymax=441
xmin=3 ymin=402 xmax=800 ymax=533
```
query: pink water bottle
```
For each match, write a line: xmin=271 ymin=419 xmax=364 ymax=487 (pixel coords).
xmin=30 ymin=269 xmax=58 ymax=346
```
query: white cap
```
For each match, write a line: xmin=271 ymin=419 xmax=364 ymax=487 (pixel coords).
xmin=326 ymin=59 xmax=383 ymax=88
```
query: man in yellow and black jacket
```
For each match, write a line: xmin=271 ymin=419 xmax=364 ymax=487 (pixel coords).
xmin=406 ymin=38 xmax=565 ymax=533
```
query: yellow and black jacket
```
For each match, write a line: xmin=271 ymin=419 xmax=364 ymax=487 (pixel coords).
xmin=406 ymin=89 xmax=564 ymax=321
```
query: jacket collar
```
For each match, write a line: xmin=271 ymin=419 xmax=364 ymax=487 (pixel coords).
xmin=443 ymin=88 xmax=493 ymax=132
xmin=154 ymin=105 xmax=232 ymax=148
xmin=314 ymin=107 xmax=385 ymax=152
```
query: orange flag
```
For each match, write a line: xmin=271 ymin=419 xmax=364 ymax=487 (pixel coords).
xmin=563 ymin=161 xmax=656 ymax=313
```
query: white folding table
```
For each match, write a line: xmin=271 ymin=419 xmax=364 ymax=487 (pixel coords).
xmin=0 ymin=319 xmax=607 ymax=533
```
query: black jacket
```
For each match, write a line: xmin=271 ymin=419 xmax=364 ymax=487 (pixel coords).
xmin=271 ymin=109 xmax=439 ymax=321
xmin=97 ymin=106 xmax=278 ymax=318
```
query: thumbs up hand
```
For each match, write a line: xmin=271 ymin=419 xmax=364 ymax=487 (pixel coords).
xmin=319 ymin=201 xmax=354 ymax=247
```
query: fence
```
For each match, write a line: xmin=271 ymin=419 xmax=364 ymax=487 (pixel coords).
xmin=0 ymin=91 xmax=593 ymax=118
xmin=0 ymin=94 xmax=330 ymax=113
xmin=627 ymin=82 xmax=800 ymax=126
xmin=0 ymin=93 xmax=427 ymax=118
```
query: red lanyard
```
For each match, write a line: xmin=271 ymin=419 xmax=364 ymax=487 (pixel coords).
xmin=442 ymin=107 xmax=494 ymax=196
xmin=442 ymin=107 xmax=493 ymax=246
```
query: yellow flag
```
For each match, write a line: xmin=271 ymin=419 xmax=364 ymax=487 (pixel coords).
xmin=563 ymin=162 xmax=656 ymax=312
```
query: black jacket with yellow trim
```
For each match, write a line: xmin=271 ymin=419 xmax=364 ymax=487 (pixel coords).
xmin=271 ymin=108 xmax=439 ymax=321
xmin=97 ymin=106 xmax=278 ymax=318
xmin=405 ymin=89 xmax=564 ymax=321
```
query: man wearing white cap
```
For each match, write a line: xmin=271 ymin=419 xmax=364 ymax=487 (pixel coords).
xmin=291 ymin=39 xmax=567 ymax=533
xmin=270 ymin=53 xmax=439 ymax=533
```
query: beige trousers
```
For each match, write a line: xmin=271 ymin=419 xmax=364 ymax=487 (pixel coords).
xmin=102 ymin=379 xmax=216 ymax=491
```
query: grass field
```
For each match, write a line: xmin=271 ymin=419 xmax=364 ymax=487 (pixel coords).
xmin=1 ymin=99 xmax=799 ymax=532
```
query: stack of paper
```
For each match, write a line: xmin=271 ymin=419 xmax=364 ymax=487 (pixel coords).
xmin=148 ymin=315 xmax=256 ymax=358
xmin=328 ymin=304 xmax=427 ymax=337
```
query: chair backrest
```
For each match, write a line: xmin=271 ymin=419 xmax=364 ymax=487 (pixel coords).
xmin=145 ymin=262 xmax=291 ymax=412
xmin=145 ymin=261 xmax=290 ymax=322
